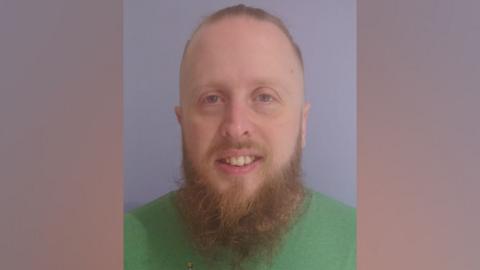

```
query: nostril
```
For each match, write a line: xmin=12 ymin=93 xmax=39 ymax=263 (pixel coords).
xmin=220 ymin=122 xmax=250 ymax=138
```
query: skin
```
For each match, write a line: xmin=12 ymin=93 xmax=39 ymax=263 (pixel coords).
xmin=176 ymin=16 xmax=310 ymax=198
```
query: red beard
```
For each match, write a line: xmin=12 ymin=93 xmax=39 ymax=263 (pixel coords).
xmin=175 ymin=135 xmax=306 ymax=268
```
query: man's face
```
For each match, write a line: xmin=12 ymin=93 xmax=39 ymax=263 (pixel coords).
xmin=176 ymin=16 xmax=309 ymax=199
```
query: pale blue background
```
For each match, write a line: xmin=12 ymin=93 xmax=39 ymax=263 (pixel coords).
xmin=124 ymin=0 xmax=356 ymax=211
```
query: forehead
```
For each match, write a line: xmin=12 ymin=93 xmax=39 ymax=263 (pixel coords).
xmin=181 ymin=16 xmax=303 ymax=93
xmin=191 ymin=16 xmax=291 ymax=50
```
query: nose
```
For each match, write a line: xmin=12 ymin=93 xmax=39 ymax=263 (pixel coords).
xmin=219 ymin=99 xmax=252 ymax=139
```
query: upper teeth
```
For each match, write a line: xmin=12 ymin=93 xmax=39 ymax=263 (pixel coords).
xmin=224 ymin=156 xmax=254 ymax=166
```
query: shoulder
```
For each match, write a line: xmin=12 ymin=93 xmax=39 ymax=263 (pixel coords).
xmin=126 ymin=191 xmax=176 ymax=219
xmin=299 ymin=190 xmax=356 ymax=246
xmin=124 ymin=192 xmax=184 ymax=269
xmin=306 ymin=190 xmax=356 ymax=228
xmin=125 ymin=191 xmax=177 ymax=235
xmin=274 ymin=190 xmax=356 ymax=269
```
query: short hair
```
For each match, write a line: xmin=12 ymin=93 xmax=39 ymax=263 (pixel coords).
xmin=181 ymin=4 xmax=304 ymax=70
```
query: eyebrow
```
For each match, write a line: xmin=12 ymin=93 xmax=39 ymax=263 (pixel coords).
xmin=248 ymin=78 xmax=293 ymax=98
xmin=189 ymin=82 xmax=226 ymax=97
xmin=190 ymin=77 xmax=291 ymax=95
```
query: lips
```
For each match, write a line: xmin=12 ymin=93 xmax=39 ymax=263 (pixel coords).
xmin=215 ymin=150 xmax=263 ymax=175
xmin=220 ymin=155 xmax=256 ymax=166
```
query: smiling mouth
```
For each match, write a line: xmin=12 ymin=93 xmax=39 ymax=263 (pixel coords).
xmin=218 ymin=155 xmax=258 ymax=167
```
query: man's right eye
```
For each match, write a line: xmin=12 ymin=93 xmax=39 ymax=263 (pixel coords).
xmin=203 ymin=95 xmax=221 ymax=104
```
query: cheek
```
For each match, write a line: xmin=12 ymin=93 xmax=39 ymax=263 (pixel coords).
xmin=265 ymin=117 xmax=301 ymax=166
xmin=182 ymin=116 xmax=219 ymax=161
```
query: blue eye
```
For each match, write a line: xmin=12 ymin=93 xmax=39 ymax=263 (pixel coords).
xmin=204 ymin=95 xmax=221 ymax=104
xmin=256 ymin=93 xmax=274 ymax=103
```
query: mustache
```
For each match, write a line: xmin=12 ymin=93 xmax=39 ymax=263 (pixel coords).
xmin=206 ymin=138 xmax=267 ymax=158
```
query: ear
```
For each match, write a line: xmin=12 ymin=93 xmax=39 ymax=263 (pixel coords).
xmin=175 ymin=106 xmax=182 ymax=124
xmin=301 ymin=102 xmax=310 ymax=148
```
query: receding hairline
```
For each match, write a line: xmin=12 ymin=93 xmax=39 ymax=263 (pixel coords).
xmin=180 ymin=4 xmax=304 ymax=72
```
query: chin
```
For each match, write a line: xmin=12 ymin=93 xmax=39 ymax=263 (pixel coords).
xmin=208 ymin=174 xmax=261 ymax=198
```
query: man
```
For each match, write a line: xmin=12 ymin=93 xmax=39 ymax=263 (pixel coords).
xmin=125 ymin=4 xmax=355 ymax=270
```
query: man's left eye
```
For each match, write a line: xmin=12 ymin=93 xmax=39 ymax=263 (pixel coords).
xmin=255 ymin=93 xmax=274 ymax=103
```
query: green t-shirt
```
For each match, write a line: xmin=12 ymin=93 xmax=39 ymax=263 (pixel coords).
xmin=125 ymin=190 xmax=356 ymax=270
